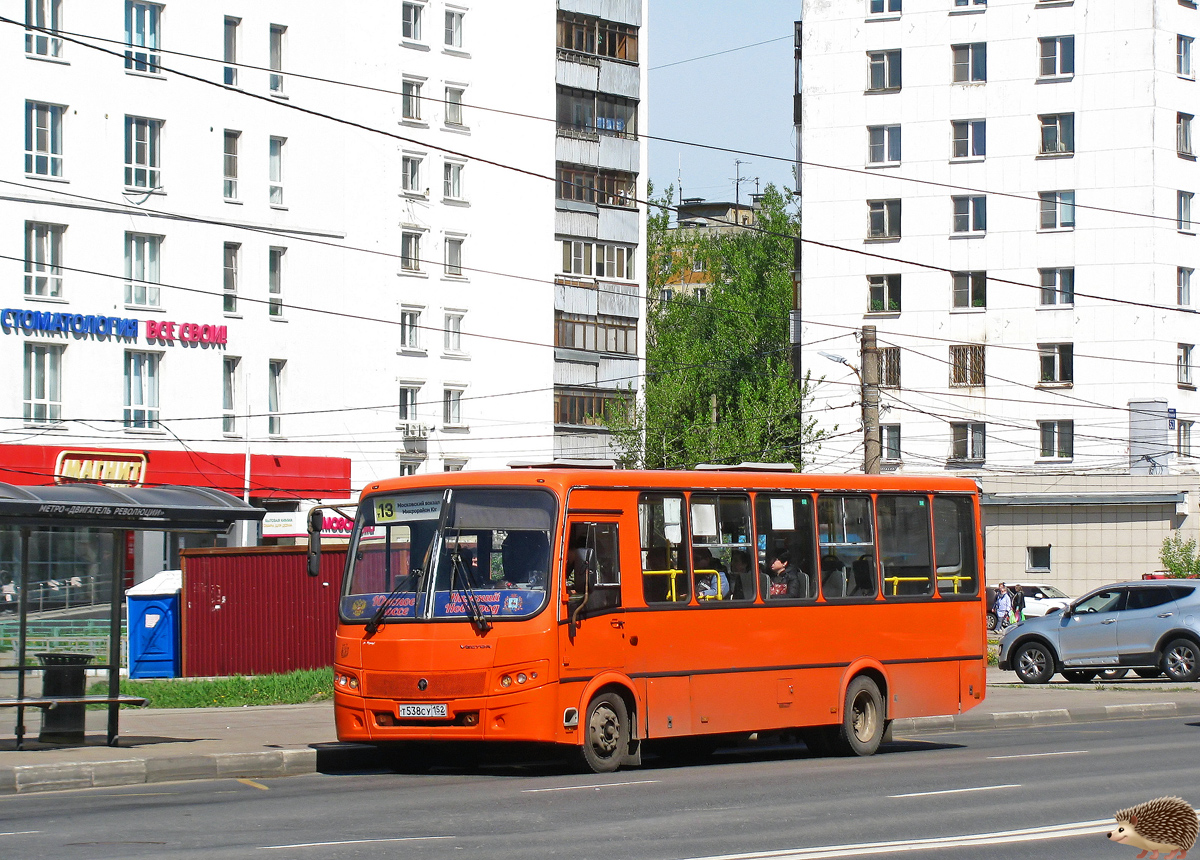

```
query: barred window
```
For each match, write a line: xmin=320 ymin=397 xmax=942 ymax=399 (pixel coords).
xmin=950 ymin=344 xmax=985 ymax=386
xmin=880 ymin=347 xmax=901 ymax=388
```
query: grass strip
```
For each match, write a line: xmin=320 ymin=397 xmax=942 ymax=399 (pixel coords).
xmin=87 ymin=667 xmax=334 ymax=708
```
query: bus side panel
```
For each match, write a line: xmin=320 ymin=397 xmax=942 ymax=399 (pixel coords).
xmin=690 ymin=669 xmax=837 ymax=734
xmin=884 ymin=662 xmax=961 ymax=720
xmin=645 ymin=676 xmax=694 ymax=736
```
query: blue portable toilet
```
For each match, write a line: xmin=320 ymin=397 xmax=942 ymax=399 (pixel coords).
xmin=127 ymin=570 xmax=182 ymax=679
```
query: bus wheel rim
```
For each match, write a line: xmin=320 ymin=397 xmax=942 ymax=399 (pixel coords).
xmin=851 ymin=690 xmax=877 ymax=742
xmin=589 ymin=703 xmax=620 ymax=757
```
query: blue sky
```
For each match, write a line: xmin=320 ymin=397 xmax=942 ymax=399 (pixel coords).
xmin=647 ymin=1 xmax=799 ymax=209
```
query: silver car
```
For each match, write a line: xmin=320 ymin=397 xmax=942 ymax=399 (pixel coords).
xmin=997 ymin=579 xmax=1200 ymax=684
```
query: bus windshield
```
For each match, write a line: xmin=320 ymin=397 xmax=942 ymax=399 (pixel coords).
xmin=340 ymin=487 xmax=558 ymax=624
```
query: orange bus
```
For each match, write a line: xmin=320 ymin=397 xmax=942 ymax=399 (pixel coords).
xmin=313 ymin=465 xmax=987 ymax=773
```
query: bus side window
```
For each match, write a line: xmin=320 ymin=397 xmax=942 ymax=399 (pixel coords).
xmin=816 ymin=495 xmax=878 ymax=600
xmin=639 ymin=494 xmax=690 ymax=604
xmin=933 ymin=496 xmax=978 ymax=595
xmin=877 ymin=495 xmax=933 ymax=598
xmin=753 ymin=494 xmax=818 ymax=601
xmin=566 ymin=522 xmax=621 ymax=612
xmin=690 ymin=494 xmax=753 ymax=602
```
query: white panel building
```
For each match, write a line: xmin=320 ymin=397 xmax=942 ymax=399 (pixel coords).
xmin=799 ymin=0 xmax=1200 ymax=590
xmin=2 ymin=0 xmax=646 ymax=576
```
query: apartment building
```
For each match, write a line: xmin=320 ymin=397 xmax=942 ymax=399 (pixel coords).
xmin=3 ymin=0 xmax=647 ymax=583
xmin=799 ymin=0 xmax=1200 ymax=590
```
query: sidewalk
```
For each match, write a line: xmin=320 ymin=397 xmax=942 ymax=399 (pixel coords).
xmin=2 ymin=668 xmax=1199 ymax=794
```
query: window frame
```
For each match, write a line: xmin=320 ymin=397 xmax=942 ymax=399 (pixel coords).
xmin=1180 ymin=343 xmax=1195 ymax=386
xmin=401 ymin=231 xmax=423 ymax=273
xmin=444 ymin=86 xmax=465 ymax=127
xmin=443 ymin=386 xmax=465 ymax=427
xmin=949 ymin=422 xmax=986 ymax=462
xmin=1180 ymin=266 xmax=1194 ymax=306
xmin=269 ymin=136 xmax=286 ymax=206
xmin=443 ymin=159 xmax=465 ymax=200
xmin=952 ymin=271 xmax=987 ymax=309
xmin=1038 ymin=419 xmax=1074 ymax=459
xmin=1038 ymin=343 xmax=1074 ymax=385
xmin=951 ymin=195 xmax=987 ymax=234
xmin=268 ymin=359 xmax=285 ymax=436
xmin=26 ymin=0 xmax=64 ymax=58
xmin=867 ymin=49 xmax=902 ymax=92
xmin=867 ymin=124 xmax=901 ymax=165
xmin=402 ymin=78 xmax=424 ymax=122
xmin=1180 ymin=35 xmax=1195 ymax=79
xmin=269 ymin=24 xmax=286 ymax=94
xmin=1039 ymin=190 xmax=1076 ymax=230
xmin=952 ymin=42 xmax=987 ymax=83
xmin=402 ymin=152 xmax=424 ymax=196
xmin=124 ymin=1 xmax=162 ymax=74
xmin=223 ymin=16 xmax=239 ymax=86
xmin=25 ymin=101 xmax=64 ymax=178
xmin=881 ymin=424 xmax=901 ymax=461
xmin=125 ymin=232 xmax=162 ymax=309
xmin=867 ymin=199 xmax=902 ymax=239
xmin=867 ymin=274 xmax=901 ymax=313
xmin=1180 ymin=190 xmax=1195 ymax=232
xmin=223 ymin=129 xmax=239 ymax=200
xmin=445 ymin=8 xmax=464 ymax=48
xmin=951 ymin=119 xmax=986 ymax=160
xmin=124 ymin=349 xmax=161 ymax=430
xmin=443 ymin=311 xmax=465 ymax=354
xmin=24 ymin=221 xmax=65 ymax=298
xmin=1179 ymin=420 xmax=1195 ymax=458
xmin=124 ymin=115 xmax=162 ymax=190
xmin=1038 ymin=35 xmax=1074 ymax=78
xmin=399 ymin=307 xmax=423 ymax=352
xmin=268 ymin=247 xmax=285 ymax=318
xmin=1181 ymin=113 xmax=1195 ymax=158
xmin=402 ymin=1 xmax=424 ymax=42
xmin=398 ymin=383 xmax=421 ymax=422
xmin=444 ymin=235 xmax=465 ymax=278
xmin=24 ymin=342 xmax=63 ymax=425
xmin=222 ymin=241 xmax=239 ymax=315
xmin=222 ymin=355 xmax=239 ymax=434
xmin=1039 ymin=113 xmax=1075 ymax=155
xmin=1039 ymin=267 xmax=1075 ymax=306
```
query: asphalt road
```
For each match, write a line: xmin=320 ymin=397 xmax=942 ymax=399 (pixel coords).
xmin=2 ymin=717 xmax=1197 ymax=860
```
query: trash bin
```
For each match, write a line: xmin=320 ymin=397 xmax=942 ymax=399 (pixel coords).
xmin=37 ymin=652 xmax=94 ymax=744
xmin=127 ymin=570 xmax=182 ymax=679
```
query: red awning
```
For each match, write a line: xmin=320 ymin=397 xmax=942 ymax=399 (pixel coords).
xmin=0 ymin=444 xmax=351 ymax=499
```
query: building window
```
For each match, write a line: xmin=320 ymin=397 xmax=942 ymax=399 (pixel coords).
xmin=952 ymin=195 xmax=986 ymax=233
xmin=557 ymin=12 xmax=639 ymax=61
xmin=1039 ymin=36 xmax=1074 ymax=77
xmin=223 ymin=130 xmax=239 ymax=200
xmin=1180 ymin=266 xmax=1194 ymax=306
xmin=444 ymin=160 xmax=464 ymax=199
xmin=402 ymin=2 xmax=423 ymax=41
xmin=882 ymin=424 xmax=901 ymax=461
xmin=26 ymin=0 xmax=63 ymax=58
xmin=867 ymin=50 xmax=902 ymax=91
xmin=444 ymin=313 xmax=464 ymax=353
xmin=1040 ymin=267 xmax=1074 ymax=305
xmin=556 ymin=87 xmax=638 ymax=137
xmin=269 ymin=136 xmax=285 ymax=205
xmin=952 ymin=42 xmax=986 ymax=82
xmin=1027 ymin=546 xmax=1051 ymax=571
xmin=1039 ymin=113 xmax=1075 ymax=155
xmin=555 ymin=312 xmax=639 ymax=355
xmin=269 ymin=24 xmax=286 ymax=93
xmin=953 ymin=271 xmax=987 ymax=308
xmin=268 ymin=360 xmax=285 ymax=436
xmin=1039 ymin=343 xmax=1074 ymax=384
xmin=399 ymin=385 xmax=420 ymax=421
xmin=124 ymin=350 xmax=160 ymax=429
xmin=125 ymin=233 xmax=162 ymax=308
xmin=222 ymin=356 xmax=239 ymax=434
xmin=1039 ymin=190 xmax=1076 ymax=229
xmin=403 ymin=79 xmax=423 ymax=120
xmin=561 ymin=240 xmax=635 ymax=280
xmin=402 ymin=154 xmax=423 ymax=194
xmin=1181 ymin=113 xmax=1195 ymax=157
xmin=444 ymin=459 xmax=467 ymax=473
xmin=24 ymin=343 xmax=62 ymax=424
xmin=868 ymin=274 xmax=901 ymax=312
xmin=402 ymin=232 xmax=422 ymax=272
xmin=125 ymin=1 xmax=161 ymax=73
xmin=1180 ymin=343 xmax=1195 ymax=386
xmin=557 ymin=165 xmax=636 ymax=207
xmin=25 ymin=101 xmax=64 ymax=177
xmin=870 ymin=0 xmax=902 ymax=13
xmin=1180 ymin=35 xmax=1195 ymax=78
xmin=1181 ymin=191 xmax=1194 ymax=231
xmin=445 ymin=237 xmax=464 ymax=277
xmin=222 ymin=242 xmax=239 ymax=313
xmin=1180 ymin=420 xmax=1195 ymax=457
xmin=124 ymin=116 xmax=162 ymax=189
xmin=880 ymin=347 xmax=901 ymax=388
xmin=867 ymin=125 xmax=901 ymax=164
xmin=954 ymin=0 xmax=985 ymax=6
xmin=445 ymin=87 xmax=464 ymax=127
xmin=950 ymin=344 xmax=985 ymax=386
xmin=554 ymin=388 xmax=624 ymax=427
xmin=223 ymin=16 xmax=239 ymax=86
xmin=24 ymin=221 xmax=65 ymax=297
xmin=950 ymin=423 xmax=986 ymax=461
xmin=443 ymin=388 xmax=464 ymax=426
xmin=268 ymin=247 xmax=284 ymax=317
xmin=400 ymin=308 xmax=421 ymax=350
xmin=445 ymin=9 xmax=463 ymax=47
xmin=1039 ymin=420 xmax=1074 ymax=459
xmin=868 ymin=199 xmax=901 ymax=238
xmin=951 ymin=119 xmax=986 ymax=159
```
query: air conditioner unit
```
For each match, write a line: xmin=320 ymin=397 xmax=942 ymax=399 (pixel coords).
xmin=401 ymin=421 xmax=429 ymax=440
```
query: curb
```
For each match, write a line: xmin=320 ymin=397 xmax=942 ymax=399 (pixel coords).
xmin=892 ymin=701 xmax=1200 ymax=736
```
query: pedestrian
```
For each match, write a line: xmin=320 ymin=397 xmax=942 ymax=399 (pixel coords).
xmin=994 ymin=582 xmax=1013 ymax=630
xmin=1011 ymin=583 xmax=1026 ymax=623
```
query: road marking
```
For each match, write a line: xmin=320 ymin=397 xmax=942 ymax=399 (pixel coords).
xmin=987 ymin=750 xmax=1088 ymax=760
xmin=522 ymin=779 xmax=661 ymax=794
xmin=0 ymin=832 xmax=40 ymax=838
xmin=260 ymin=836 xmax=453 ymax=850
xmin=888 ymin=783 xmax=1020 ymax=799
xmin=238 ymin=779 xmax=270 ymax=791
xmin=674 ymin=818 xmax=1116 ymax=860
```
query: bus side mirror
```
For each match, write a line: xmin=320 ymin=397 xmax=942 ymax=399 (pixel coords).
xmin=306 ymin=508 xmax=324 ymax=577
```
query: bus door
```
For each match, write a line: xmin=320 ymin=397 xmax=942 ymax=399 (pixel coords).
xmin=559 ymin=517 xmax=627 ymax=675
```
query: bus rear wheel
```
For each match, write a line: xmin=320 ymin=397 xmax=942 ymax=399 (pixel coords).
xmin=830 ymin=676 xmax=885 ymax=757
xmin=580 ymin=692 xmax=629 ymax=774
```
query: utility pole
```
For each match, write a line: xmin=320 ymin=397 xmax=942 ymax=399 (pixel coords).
xmin=862 ymin=325 xmax=881 ymax=475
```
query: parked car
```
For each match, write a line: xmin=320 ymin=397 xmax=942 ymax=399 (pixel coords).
xmin=985 ymin=582 xmax=1072 ymax=631
xmin=997 ymin=579 xmax=1200 ymax=684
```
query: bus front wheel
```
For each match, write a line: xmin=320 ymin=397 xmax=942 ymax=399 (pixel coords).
xmin=580 ymin=692 xmax=630 ymax=774
xmin=831 ymin=676 xmax=885 ymax=756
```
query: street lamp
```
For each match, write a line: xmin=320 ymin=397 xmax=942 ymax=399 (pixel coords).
xmin=819 ymin=330 xmax=881 ymax=474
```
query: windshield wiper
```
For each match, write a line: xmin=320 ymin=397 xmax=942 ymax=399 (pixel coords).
xmin=449 ymin=533 xmax=492 ymax=634
xmin=364 ymin=571 xmax=417 ymax=636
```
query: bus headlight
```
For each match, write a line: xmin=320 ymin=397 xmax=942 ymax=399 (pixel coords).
xmin=335 ymin=671 xmax=361 ymax=691
xmin=516 ymin=673 xmax=528 ymax=685
xmin=500 ymin=675 xmax=513 ymax=688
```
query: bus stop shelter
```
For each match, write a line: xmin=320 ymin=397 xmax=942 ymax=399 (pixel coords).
xmin=0 ymin=482 xmax=264 ymax=748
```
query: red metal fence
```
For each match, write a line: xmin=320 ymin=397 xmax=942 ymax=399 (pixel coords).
xmin=179 ymin=546 xmax=346 ymax=677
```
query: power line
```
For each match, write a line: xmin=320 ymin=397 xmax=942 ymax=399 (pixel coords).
xmin=649 ymin=35 xmax=794 ymax=71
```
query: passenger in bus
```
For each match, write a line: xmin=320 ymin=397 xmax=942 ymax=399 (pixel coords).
xmin=768 ymin=549 xmax=805 ymax=598
xmin=693 ymin=548 xmax=729 ymax=600
xmin=728 ymin=549 xmax=752 ymax=600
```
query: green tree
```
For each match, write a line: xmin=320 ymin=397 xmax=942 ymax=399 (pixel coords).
xmin=1160 ymin=531 xmax=1200 ymax=578
xmin=608 ymin=183 xmax=827 ymax=469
